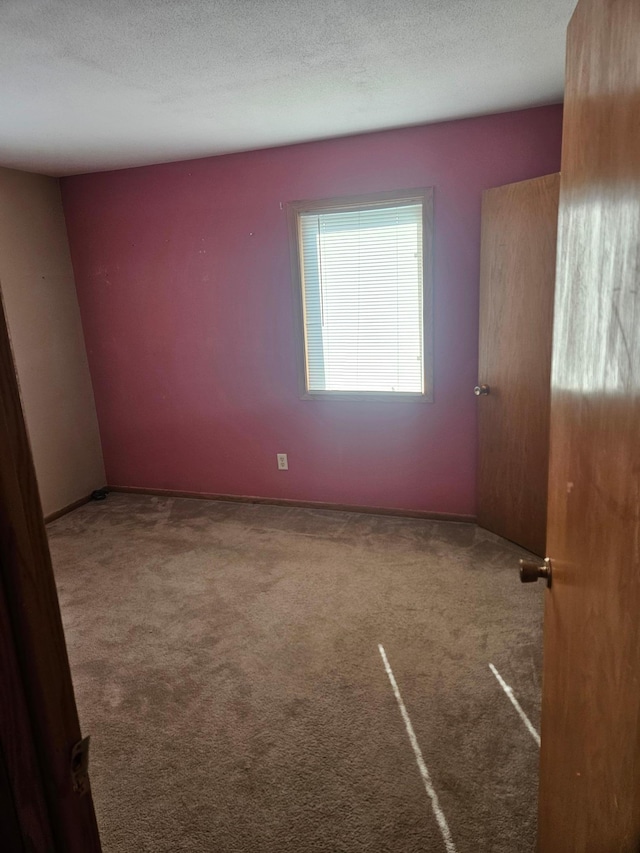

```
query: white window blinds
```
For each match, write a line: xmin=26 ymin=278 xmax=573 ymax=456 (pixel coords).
xmin=299 ymin=202 xmax=424 ymax=394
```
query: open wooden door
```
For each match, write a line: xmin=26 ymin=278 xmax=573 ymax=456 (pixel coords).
xmin=536 ymin=0 xmax=640 ymax=848
xmin=477 ymin=174 xmax=559 ymax=556
xmin=0 ymin=286 xmax=101 ymax=851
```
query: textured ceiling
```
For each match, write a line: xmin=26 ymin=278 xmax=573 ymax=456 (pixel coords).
xmin=0 ymin=0 xmax=575 ymax=176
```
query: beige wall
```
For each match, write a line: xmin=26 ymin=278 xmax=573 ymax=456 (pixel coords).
xmin=0 ymin=166 xmax=105 ymax=517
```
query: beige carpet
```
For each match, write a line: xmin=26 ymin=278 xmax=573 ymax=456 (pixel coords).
xmin=48 ymin=494 xmax=543 ymax=852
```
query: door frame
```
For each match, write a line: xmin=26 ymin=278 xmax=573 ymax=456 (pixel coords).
xmin=0 ymin=285 xmax=101 ymax=851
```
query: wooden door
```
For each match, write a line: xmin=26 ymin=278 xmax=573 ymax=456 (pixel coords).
xmin=0 ymin=285 xmax=101 ymax=851
xmin=477 ymin=174 xmax=560 ymax=556
xmin=0 ymin=573 xmax=53 ymax=851
xmin=537 ymin=0 xmax=640 ymax=849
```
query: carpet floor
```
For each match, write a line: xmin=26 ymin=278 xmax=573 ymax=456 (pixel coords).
xmin=48 ymin=493 xmax=543 ymax=852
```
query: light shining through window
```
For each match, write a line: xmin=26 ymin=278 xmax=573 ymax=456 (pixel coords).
xmin=298 ymin=202 xmax=425 ymax=394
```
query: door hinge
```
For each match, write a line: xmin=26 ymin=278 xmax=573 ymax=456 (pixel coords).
xmin=70 ymin=735 xmax=91 ymax=795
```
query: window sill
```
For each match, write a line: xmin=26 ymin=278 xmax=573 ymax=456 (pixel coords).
xmin=300 ymin=390 xmax=434 ymax=403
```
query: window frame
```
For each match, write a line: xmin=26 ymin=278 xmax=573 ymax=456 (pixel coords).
xmin=287 ymin=187 xmax=434 ymax=403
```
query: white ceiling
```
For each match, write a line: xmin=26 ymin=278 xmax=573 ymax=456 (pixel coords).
xmin=0 ymin=0 xmax=575 ymax=177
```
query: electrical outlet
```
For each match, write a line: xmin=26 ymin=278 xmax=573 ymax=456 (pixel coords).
xmin=277 ymin=453 xmax=288 ymax=471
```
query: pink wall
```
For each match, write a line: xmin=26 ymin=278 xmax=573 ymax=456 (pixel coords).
xmin=62 ymin=105 xmax=562 ymax=516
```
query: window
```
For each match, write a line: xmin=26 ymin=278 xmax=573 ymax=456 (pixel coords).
xmin=289 ymin=189 xmax=433 ymax=401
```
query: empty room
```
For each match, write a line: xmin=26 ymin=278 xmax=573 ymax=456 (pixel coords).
xmin=1 ymin=1 xmax=639 ymax=851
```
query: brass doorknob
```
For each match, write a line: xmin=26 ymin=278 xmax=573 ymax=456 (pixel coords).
xmin=519 ymin=558 xmax=552 ymax=587
xmin=474 ymin=384 xmax=490 ymax=396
